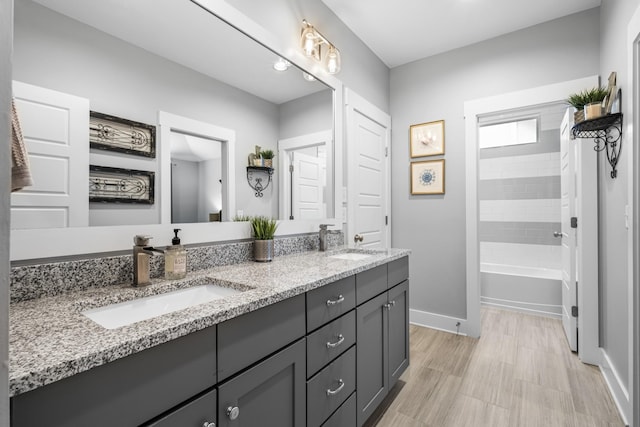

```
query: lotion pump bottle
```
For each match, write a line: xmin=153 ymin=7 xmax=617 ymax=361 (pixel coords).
xmin=165 ymin=228 xmax=187 ymax=280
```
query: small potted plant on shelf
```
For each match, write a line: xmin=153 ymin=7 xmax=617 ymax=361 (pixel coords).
xmin=567 ymin=86 xmax=609 ymax=123
xmin=250 ymin=216 xmax=278 ymax=262
xmin=260 ymin=149 xmax=275 ymax=168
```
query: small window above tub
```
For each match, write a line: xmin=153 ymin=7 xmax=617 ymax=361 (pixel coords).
xmin=478 ymin=117 xmax=538 ymax=149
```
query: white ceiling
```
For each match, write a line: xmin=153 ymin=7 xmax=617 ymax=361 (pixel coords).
xmin=322 ymin=0 xmax=601 ymax=68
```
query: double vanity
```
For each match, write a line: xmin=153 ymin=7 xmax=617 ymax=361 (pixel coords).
xmin=9 ymin=247 xmax=410 ymax=427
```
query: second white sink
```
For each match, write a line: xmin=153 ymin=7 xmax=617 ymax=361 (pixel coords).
xmin=83 ymin=284 xmax=241 ymax=329
xmin=329 ymin=252 xmax=372 ymax=261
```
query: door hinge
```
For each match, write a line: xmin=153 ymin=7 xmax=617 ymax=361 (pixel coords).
xmin=385 ymin=215 xmax=388 ymax=225
xmin=571 ymin=306 xmax=578 ymax=317
xmin=570 ymin=217 xmax=578 ymax=228
xmin=385 ymin=147 xmax=388 ymax=157
xmin=289 ymin=164 xmax=294 ymax=173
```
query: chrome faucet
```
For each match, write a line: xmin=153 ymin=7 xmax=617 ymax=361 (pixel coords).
xmin=133 ymin=235 xmax=164 ymax=286
xmin=319 ymin=224 xmax=332 ymax=251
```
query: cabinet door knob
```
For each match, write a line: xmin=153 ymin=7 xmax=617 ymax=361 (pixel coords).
xmin=326 ymin=334 xmax=345 ymax=348
xmin=226 ymin=406 xmax=240 ymax=420
xmin=326 ymin=378 xmax=345 ymax=396
xmin=203 ymin=422 xmax=216 ymax=427
xmin=383 ymin=303 xmax=391 ymax=310
xmin=326 ymin=294 xmax=345 ymax=306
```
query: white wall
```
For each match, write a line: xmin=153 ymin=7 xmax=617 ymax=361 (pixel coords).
xmin=390 ymin=9 xmax=600 ymax=320
xmin=0 ymin=0 xmax=11 ymax=422
xmin=279 ymin=89 xmax=333 ymax=140
xmin=599 ymin=0 xmax=639 ymax=417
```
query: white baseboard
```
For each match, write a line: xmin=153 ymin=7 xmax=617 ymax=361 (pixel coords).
xmin=481 ymin=297 xmax=562 ymax=319
xmin=600 ymin=349 xmax=630 ymax=425
xmin=409 ymin=308 xmax=468 ymax=336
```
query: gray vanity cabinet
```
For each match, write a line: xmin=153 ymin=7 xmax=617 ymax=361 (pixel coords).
xmin=146 ymin=388 xmax=217 ymax=427
xmin=355 ymin=256 xmax=409 ymax=427
xmin=218 ymin=338 xmax=306 ymax=427
xmin=11 ymin=326 xmax=217 ymax=427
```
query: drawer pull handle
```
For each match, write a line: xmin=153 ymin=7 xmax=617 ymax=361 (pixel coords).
xmin=326 ymin=295 xmax=345 ymax=306
xmin=326 ymin=334 xmax=345 ymax=348
xmin=326 ymin=379 xmax=345 ymax=396
xmin=203 ymin=422 xmax=216 ymax=427
xmin=226 ymin=406 xmax=240 ymax=420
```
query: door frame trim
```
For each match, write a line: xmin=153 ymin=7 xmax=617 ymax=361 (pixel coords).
xmin=345 ymin=89 xmax=391 ymax=249
xmin=627 ymin=5 xmax=640 ymax=426
xmin=463 ymin=76 xmax=599 ymax=338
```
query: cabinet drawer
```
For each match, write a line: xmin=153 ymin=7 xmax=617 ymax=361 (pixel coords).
xmin=11 ymin=326 xmax=216 ymax=427
xmin=356 ymin=264 xmax=387 ymax=305
xmin=321 ymin=392 xmax=356 ymax=427
xmin=307 ymin=346 xmax=356 ymax=427
xmin=218 ymin=294 xmax=305 ymax=381
xmin=388 ymin=256 xmax=409 ymax=288
xmin=307 ymin=275 xmax=355 ymax=332
xmin=307 ymin=310 xmax=355 ymax=377
xmin=146 ymin=388 xmax=216 ymax=426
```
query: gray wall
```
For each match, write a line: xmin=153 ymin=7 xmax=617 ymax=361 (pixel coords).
xmin=13 ymin=0 xmax=280 ymax=221
xmin=0 ymin=0 xmax=11 ymax=423
xmin=599 ymin=0 xmax=639 ymax=400
xmin=390 ymin=9 xmax=600 ymax=319
xmin=224 ymin=0 xmax=390 ymax=113
xmin=279 ymin=89 xmax=333 ymax=140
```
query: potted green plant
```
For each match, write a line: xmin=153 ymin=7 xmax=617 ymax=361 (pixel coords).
xmin=260 ymin=149 xmax=275 ymax=168
xmin=567 ymin=86 xmax=609 ymax=122
xmin=250 ymin=216 xmax=278 ymax=262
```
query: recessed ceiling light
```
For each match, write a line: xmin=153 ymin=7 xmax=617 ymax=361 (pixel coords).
xmin=302 ymin=72 xmax=316 ymax=81
xmin=273 ymin=58 xmax=291 ymax=71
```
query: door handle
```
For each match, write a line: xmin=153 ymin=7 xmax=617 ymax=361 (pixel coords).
xmin=553 ymin=231 xmax=563 ymax=238
xmin=354 ymin=234 xmax=364 ymax=243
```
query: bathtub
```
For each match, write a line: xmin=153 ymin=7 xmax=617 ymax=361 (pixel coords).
xmin=480 ymin=263 xmax=562 ymax=318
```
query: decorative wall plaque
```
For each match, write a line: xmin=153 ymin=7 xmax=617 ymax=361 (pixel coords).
xmin=89 ymin=111 xmax=156 ymax=157
xmin=89 ymin=165 xmax=155 ymax=204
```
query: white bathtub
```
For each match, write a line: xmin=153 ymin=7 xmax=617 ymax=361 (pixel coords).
xmin=480 ymin=263 xmax=562 ymax=318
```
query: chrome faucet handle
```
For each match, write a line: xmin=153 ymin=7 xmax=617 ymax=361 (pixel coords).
xmin=134 ymin=234 xmax=152 ymax=246
xmin=319 ymin=224 xmax=332 ymax=230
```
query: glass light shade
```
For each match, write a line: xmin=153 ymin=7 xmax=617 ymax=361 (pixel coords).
xmin=301 ymin=26 xmax=317 ymax=57
xmin=325 ymin=46 xmax=341 ymax=74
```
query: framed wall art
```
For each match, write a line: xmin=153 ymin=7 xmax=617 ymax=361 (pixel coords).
xmin=410 ymin=119 xmax=444 ymax=158
xmin=89 ymin=165 xmax=155 ymax=204
xmin=89 ymin=111 xmax=156 ymax=158
xmin=411 ymin=159 xmax=445 ymax=195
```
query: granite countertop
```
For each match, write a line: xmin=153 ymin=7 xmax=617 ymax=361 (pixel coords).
xmin=9 ymin=247 xmax=410 ymax=397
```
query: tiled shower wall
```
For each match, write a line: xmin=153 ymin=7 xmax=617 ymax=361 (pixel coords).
xmin=479 ymin=129 xmax=561 ymax=270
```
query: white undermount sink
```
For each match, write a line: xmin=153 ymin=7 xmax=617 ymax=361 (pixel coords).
xmin=328 ymin=252 xmax=372 ymax=261
xmin=82 ymin=284 xmax=241 ymax=329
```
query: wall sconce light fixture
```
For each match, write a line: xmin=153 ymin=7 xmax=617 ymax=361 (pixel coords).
xmin=301 ymin=19 xmax=341 ymax=74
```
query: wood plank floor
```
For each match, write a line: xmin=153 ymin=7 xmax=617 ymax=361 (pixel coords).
xmin=365 ymin=307 xmax=625 ymax=427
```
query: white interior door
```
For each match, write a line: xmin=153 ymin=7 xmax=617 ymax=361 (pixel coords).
xmin=292 ymin=151 xmax=324 ymax=220
xmin=11 ymin=81 xmax=89 ymax=229
xmin=560 ymin=109 xmax=578 ymax=351
xmin=346 ymin=90 xmax=391 ymax=249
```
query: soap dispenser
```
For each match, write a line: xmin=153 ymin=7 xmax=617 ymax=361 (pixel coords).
xmin=165 ymin=228 xmax=187 ymax=280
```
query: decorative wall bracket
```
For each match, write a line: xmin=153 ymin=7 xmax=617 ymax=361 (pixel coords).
xmin=571 ymin=113 xmax=623 ymax=178
xmin=246 ymin=166 xmax=274 ymax=197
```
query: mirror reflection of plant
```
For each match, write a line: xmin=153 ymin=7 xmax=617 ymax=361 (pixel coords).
xmin=232 ymin=215 xmax=252 ymax=222
xmin=567 ymin=87 xmax=608 ymax=110
xmin=250 ymin=216 xmax=278 ymax=240
xmin=259 ymin=149 xmax=274 ymax=159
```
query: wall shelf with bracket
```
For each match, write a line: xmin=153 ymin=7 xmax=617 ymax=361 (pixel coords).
xmin=246 ymin=166 xmax=274 ymax=197
xmin=571 ymin=113 xmax=623 ymax=178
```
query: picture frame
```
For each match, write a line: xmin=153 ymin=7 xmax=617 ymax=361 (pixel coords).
xmin=89 ymin=165 xmax=155 ymax=204
xmin=410 ymin=120 xmax=445 ymax=158
xmin=610 ymin=88 xmax=622 ymax=114
xmin=411 ymin=159 xmax=445 ymax=195
xmin=89 ymin=111 xmax=156 ymax=158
